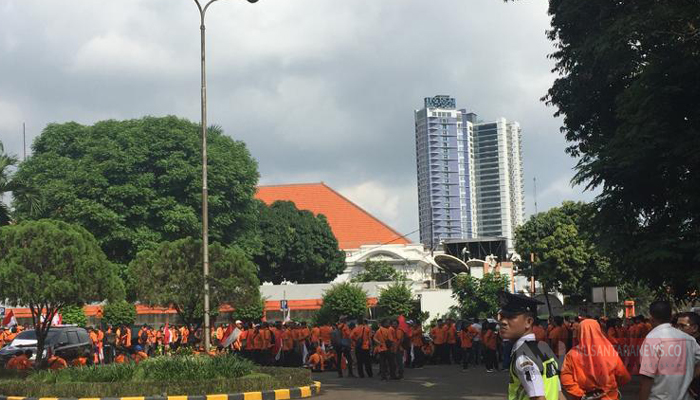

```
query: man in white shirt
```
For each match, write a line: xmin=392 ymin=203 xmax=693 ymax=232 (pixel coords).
xmin=639 ymin=301 xmax=700 ymax=400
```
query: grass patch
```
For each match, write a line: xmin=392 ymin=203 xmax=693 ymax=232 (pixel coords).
xmin=0 ymin=355 xmax=313 ymax=397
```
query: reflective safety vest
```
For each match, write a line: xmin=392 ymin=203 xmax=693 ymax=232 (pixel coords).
xmin=508 ymin=340 xmax=560 ymax=400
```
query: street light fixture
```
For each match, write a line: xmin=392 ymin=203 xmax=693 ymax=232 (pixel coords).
xmin=193 ymin=0 xmax=258 ymax=352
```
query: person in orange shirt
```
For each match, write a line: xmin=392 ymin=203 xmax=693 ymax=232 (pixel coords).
xmin=306 ymin=346 xmax=325 ymax=372
xmin=459 ymin=320 xmax=477 ymax=370
xmin=319 ymin=324 xmax=332 ymax=351
xmin=533 ymin=319 xmax=547 ymax=343
xmin=132 ymin=346 xmax=149 ymax=364
xmin=351 ymin=317 xmax=373 ymax=378
xmin=431 ymin=320 xmax=446 ymax=364
xmin=170 ymin=325 xmax=179 ymax=351
xmin=409 ymin=321 xmax=425 ymax=368
xmin=549 ymin=316 xmax=569 ymax=357
xmin=335 ymin=318 xmax=355 ymax=377
xmin=119 ymin=325 xmax=132 ymax=350
xmin=310 ymin=324 xmax=321 ymax=348
xmin=560 ymin=319 xmax=631 ymax=400
xmin=281 ymin=323 xmax=295 ymax=367
xmin=482 ymin=322 xmax=498 ymax=372
xmin=445 ymin=318 xmax=457 ymax=364
xmin=71 ymin=355 xmax=88 ymax=367
xmin=6 ymin=350 xmax=33 ymax=370
xmin=179 ymin=325 xmax=189 ymax=348
xmin=373 ymin=318 xmax=397 ymax=381
xmin=114 ymin=350 xmax=128 ymax=364
xmin=47 ymin=354 xmax=68 ymax=370
xmin=391 ymin=320 xmax=406 ymax=379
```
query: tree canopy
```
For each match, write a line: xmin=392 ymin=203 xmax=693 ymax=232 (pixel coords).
xmin=0 ymin=141 xmax=16 ymax=226
xmin=377 ymin=281 xmax=414 ymax=317
xmin=319 ymin=282 xmax=368 ymax=321
xmin=102 ymin=300 xmax=137 ymax=328
xmin=351 ymin=260 xmax=406 ymax=283
xmin=129 ymin=237 xmax=260 ymax=327
xmin=12 ymin=116 xmax=260 ymax=265
xmin=537 ymin=0 xmax=700 ymax=301
xmin=61 ymin=305 xmax=87 ymax=327
xmin=254 ymin=200 xmax=345 ymax=284
xmin=0 ymin=219 xmax=124 ymax=366
xmin=514 ymin=202 xmax=617 ymax=302
xmin=452 ymin=272 xmax=509 ymax=319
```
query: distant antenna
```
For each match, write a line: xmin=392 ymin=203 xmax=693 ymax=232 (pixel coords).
xmin=22 ymin=122 xmax=26 ymax=161
xmin=533 ymin=177 xmax=538 ymax=214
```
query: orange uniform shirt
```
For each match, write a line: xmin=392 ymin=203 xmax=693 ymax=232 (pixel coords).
xmin=373 ymin=327 xmax=395 ymax=353
xmin=351 ymin=325 xmax=371 ymax=350
xmin=483 ymin=329 xmax=497 ymax=350
xmin=431 ymin=326 xmax=446 ymax=345
xmin=411 ymin=326 xmax=424 ymax=347
xmin=445 ymin=325 xmax=457 ymax=344
xmin=319 ymin=325 xmax=332 ymax=344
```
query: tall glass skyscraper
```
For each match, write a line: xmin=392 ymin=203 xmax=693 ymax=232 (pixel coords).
xmin=415 ymin=95 xmax=524 ymax=250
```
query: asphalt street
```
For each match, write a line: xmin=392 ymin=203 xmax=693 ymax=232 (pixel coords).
xmin=314 ymin=364 xmax=642 ymax=400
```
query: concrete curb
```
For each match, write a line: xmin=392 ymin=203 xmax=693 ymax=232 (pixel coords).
xmin=0 ymin=381 xmax=321 ymax=400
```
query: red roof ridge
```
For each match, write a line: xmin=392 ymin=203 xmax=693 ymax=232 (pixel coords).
xmin=258 ymin=182 xmax=325 ymax=188
xmin=310 ymin=182 xmax=408 ymax=246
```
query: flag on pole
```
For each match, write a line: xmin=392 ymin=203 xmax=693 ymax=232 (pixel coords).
xmin=52 ymin=312 xmax=62 ymax=326
xmin=222 ymin=327 xmax=241 ymax=348
xmin=2 ymin=310 xmax=17 ymax=328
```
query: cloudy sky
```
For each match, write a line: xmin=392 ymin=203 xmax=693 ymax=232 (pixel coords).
xmin=0 ymin=0 xmax=596 ymax=242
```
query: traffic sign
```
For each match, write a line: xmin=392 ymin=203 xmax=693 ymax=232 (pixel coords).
xmin=280 ymin=300 xmax=288 ymax=311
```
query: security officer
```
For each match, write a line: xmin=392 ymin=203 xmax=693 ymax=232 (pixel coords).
xmin=497 ymin=291 xmax=561 ymax=400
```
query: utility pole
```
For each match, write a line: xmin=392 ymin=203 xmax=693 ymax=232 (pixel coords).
xmin=193 ymin=0 xmax=259 ymax=352
xmin=533 ymin=177 xmax=538 ymax=214
xmin=23 ymin=123 xmax=26 ymax=161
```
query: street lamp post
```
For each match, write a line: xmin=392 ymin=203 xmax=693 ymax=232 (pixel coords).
xmin=193 ymin=0 xmax=258 ymax=352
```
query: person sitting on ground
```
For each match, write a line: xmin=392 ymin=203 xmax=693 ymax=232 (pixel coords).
xmin=132 ymin=345 xmax=148 ymax=364
xmin=71 ymin=354 xmax=89 ymax=367
xmin=114 ymin=350 xmax=128 ymax=364
xmin=46 ymin=349 xmax=68 ymax=370
xmin=307 ymin=346 xmax=325 ymax=372
xmin=560 ymin=319 xmax=631 ymax=400
xmin=6 ymin=350 xmax=33 ymax=370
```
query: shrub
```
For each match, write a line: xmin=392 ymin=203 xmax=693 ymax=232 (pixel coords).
xmin=102 ymin=300 xmax=136 ymax=327
xmin=61 ymin=305 xmax=87 ymax=327
xmin=321 ymin=282 xmax=367 ymax=320
xmin=377 ymin=281 xmax=414 ymax=317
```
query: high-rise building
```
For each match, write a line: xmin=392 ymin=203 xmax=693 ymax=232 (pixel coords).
xmin=414 ymin=95 xmax=524 ymax=250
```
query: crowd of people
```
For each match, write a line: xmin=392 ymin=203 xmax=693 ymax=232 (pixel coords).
xmin=2 ymin=300 xmax=699 ymax=400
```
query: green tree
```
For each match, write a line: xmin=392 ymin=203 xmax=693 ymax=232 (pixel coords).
xmin=351 ymin=260 xmax=406 ymax=283
xmin=320 ymin=282 xmax=368 ymax=321
xmin=254 ymin=200 xmax=345 ymax=284
xmin=452 ymin=273 xmax=510 ymax=319
xmin=230 ymin=293 xmax=265 ymax=322
xmin=129 ymin=237 xmax=260 ymax=328
xmin=378 ymin=281 xmax=414 ymax=317
xmin=0 ymin=141 xmax=17 ymax=225
xmin=0 ymin=219 xmax=124 ymax=367
xmin=514 ymin=202 xmax=618 ymax=307
xmin=61 ymin=305 xmax=88 ymax=327
xmin=102 ymin=300 xmax=137 ymax=327
xmin=512 ymin=0 xmax=700 ymax=301
xmin=12 ymin=116 xmax=260 ymax=266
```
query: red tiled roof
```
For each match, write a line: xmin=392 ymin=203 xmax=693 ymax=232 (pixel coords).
xmin=255 ymin=183 xmax=410 ymax=250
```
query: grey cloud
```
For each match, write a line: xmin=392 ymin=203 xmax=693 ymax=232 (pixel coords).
xmin=0 ymin=0 xmax=595 ymax=242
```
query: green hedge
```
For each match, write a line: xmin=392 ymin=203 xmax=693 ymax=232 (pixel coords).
xmin=0 ymin=356 xmax=312 ymax=398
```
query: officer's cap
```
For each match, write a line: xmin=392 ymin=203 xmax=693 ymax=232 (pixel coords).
xmin=498 ymin=291 xmax=542 ymax=317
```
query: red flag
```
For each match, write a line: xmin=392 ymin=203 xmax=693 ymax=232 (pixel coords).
xmin=163 ymin=323 xmax=171 ymax=345
xmin=221 ymin=324 xmax=234 ymax=343
xmin=2 ymin=310 xmax=17 ymax=327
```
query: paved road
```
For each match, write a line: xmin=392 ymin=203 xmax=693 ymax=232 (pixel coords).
xmin=314 ymin=364 xmax=642 ymax=399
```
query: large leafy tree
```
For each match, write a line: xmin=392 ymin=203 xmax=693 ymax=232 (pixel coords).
xmin=0 ymin=219 xmax=124 ymax=367
xmin=452 ymin=272 xmax=510 ymax=319
xmin=255 ymin=200 xmax=345 ymax=284
xmin=12 ymin=116 xmax=260 ymax=265
xmin=102 ymin=300 xmax=137 ymax=328
xmin=524 ymin=0 xmax=700 ymax=301
xmin=514 ymin=202 xmax=617 ymax=306
xmin=129 ymin=237 xmax=260 ymax=328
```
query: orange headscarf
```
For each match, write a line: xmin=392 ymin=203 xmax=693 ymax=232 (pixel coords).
xmin=561 ymin=319 xmax=631 ymax=399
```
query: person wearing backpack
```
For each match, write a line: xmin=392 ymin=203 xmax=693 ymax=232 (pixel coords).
xmin=352 ymin=317 xmax=373 ymax=378
xmin=335 ymin=317 xmax=356 ymax=377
